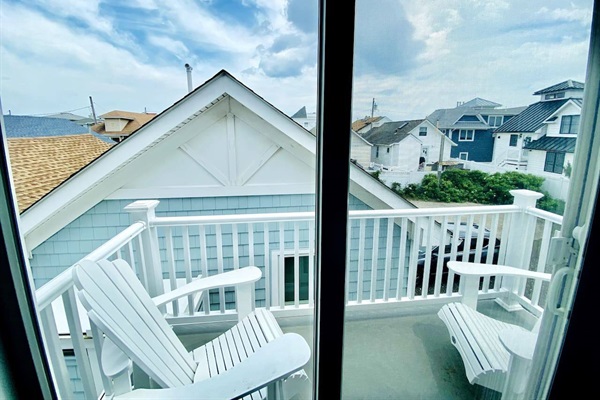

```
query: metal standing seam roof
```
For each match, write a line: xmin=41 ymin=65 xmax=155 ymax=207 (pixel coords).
xmin=493 ymin=99 xmax=571 ymax=133
xmin=360 ymin=120 xmax=424 ymax=145
xmin=523 ymin=135 xmax=577 ymax=153
xmin=533 ymin=80 xmax=585 ymax=95
xmin=3 ymin=115 xmax=114 ymax=143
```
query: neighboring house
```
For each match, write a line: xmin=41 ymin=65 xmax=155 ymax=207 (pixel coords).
xmin=493 ymin=80 xmax=584 ymax=174
xmin=4 ymin=115 xmax=114 ymax=212
xmin=351 ymin=116 xmax=392 ymax=134
xmin=92 ymin=110 xmax=157 ymax=142
xmin=426 ymin=98 xmax=526 ymax=162
xmin=46 ymin=112 xmax=95 ymax=127
xmin=350 ymin=130 xmax=373 ymax=168
xmin=291 ymin=106 xmax=316 ymax=131
xmin=360 ymin=119 xmax=456 ymax=171
xmin=19 ymin=70 xmax=417 ymax=290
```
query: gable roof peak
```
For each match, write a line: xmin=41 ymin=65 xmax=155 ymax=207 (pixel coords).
xmin=533 ymin=79 xmax=584 ymax=95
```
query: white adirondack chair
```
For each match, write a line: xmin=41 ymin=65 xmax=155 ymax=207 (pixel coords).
xmin=73 ymin=259 xmax=311 ymax=400
xmin=437 ymin=261 xmax=553 ymax=396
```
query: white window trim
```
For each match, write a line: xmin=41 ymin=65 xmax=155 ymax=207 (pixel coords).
xmin=270 ymin=248 xmax=312 ymax=306
xmin=458 ymin=129 xmax=475 ymax=141
xmin=459 ymin=152 xmax=469 ymax=160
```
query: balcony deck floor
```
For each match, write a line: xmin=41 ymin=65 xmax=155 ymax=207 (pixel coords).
xmin=178 ymin=299 xmax=536 ymax=399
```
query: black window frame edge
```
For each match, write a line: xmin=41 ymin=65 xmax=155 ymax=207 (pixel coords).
xmin=0 ymin=102 xmax=56 ymax=398
xmin=313 ymin=0 xmax=355 ymax=398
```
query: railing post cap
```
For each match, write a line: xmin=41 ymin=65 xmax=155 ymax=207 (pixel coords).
xmin=510 ymin=190 xmax=544 ymax=208
xmin=124 ymin=200 xmax=160 ymax=213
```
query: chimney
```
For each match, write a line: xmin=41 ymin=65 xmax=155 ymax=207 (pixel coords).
xmin=185 ymin=63 xmax=193 ymax=93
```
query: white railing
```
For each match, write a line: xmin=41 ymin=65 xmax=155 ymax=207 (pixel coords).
xmin=34 ymin=189 xmax=562 ymax=399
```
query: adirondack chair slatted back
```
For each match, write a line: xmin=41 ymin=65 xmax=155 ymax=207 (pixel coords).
xmin=73 ymin=259 xmax=197 ymax=388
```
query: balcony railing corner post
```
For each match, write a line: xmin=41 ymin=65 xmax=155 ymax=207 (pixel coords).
xmin=498 ymin=190 xmax=545 ymax=311
xmin=124 ymin=200 xmax=164 ymax=300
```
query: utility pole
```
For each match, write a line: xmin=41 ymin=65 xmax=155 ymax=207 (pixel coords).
xmin=89 ymin=96 xmax=97 ymax=124
xmin=437 ymin=121 xmax=444 ymax=186
xmin=371 ymin=98 xmax=376 ymax=118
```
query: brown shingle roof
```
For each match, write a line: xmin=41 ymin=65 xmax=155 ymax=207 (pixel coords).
xmin=7 ymin=134 xmax=113 ymax=212
xmin=352 ymin=116 xmax=383 ymax=132
xmin=92 ymin=110 xmax=156 ymax=137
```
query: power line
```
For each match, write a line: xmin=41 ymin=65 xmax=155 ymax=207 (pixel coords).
xmin=28 ymin=105 xmax=91 ymax=117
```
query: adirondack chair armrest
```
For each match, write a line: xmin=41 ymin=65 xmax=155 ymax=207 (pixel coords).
xmin=114 ymin=333 xmax=311 ymax=400
xmin=498 ymin=328 xmax=538 ymax=396
xmin=448 ymin=261 xmax=552 ymax=309
xmin=152 ymin=266 xmax=262 ymax=308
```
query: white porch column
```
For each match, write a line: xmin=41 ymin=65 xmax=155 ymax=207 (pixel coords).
xmin=124 ymin=200 xmax=164 ymax=301
xmin=497 ymin=189 xmax=544 ymax=311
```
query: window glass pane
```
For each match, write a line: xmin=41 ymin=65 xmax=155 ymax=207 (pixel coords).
xmin=347 ymin=0 xmax=594 ymax=398
xmin=1 ymin=1 xmax=319 ymax=398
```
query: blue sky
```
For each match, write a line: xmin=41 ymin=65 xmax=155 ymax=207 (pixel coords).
xmin=0 ymin=0 xmax=594 ymax=122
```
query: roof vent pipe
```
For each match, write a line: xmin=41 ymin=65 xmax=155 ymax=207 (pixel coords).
xmin=185 ymin=63 xmax=193 ymax=93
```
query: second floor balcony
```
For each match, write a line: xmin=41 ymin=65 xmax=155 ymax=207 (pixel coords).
xmin=34 ymin=189 xmax=561 ymax=399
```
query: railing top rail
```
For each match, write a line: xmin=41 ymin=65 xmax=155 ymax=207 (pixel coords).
xmin=525 ymin=206 xmax=563 ymax=224
xmin=150 ymin=204 xmax=525 ymax=227
xmin=35 ymin=221 xmax=146 ymax=310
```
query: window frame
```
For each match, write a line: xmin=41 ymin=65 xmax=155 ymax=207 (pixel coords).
xmin=544 ymin=151 xmax=566 ymax=174
xmin=458 ymin=152 xmax=469 ymax=160
xmin=560 ymin=115 xmax=581 ymax=134
xmin=458 ymin=129 xmax=475 ymax=141
xmin=419 ymin=126 xmax=427 ymax=136
xmin=270 ymin=249 xmax=312 ymax=306
xmin=509 ymin=134 xmax=519 ymax=147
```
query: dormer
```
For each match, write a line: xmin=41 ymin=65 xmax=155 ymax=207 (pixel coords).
xmin=534 ymin=79 xmax=584 ymax=102
xmin=102 ymin=112 xmax=134 ymax=133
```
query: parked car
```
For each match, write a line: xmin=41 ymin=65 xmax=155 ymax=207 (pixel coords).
xmin=415 ymin=222 xmax=501 ymax=293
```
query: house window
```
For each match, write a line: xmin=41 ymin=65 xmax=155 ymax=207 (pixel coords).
xmin=284 ymin=255 xmax=310 ymax=303
xmin=488 ymin=116 xmax=504 ymax=127
xmin=560 ymin=115 xmax=580 ymax=134
xmin=545 ymin=92 xmax=565 ymax=100
xmin=419 ymin=127 xmax=427 ymax=136
xmin=386 ymin=147 xmax=390 ymax=153
xmin=272 ymin=251 xmax=311 ymax=305
xmin=458 ymin=129 xmax=474 ymax=141
xmin=376 ymin=146 xmax=379 ymax=157
xmin=544 ymin=152 xmax=566 ymax=174
xmin=509 ymin=134 xmax=519 ymax=147
xmin=458 ymin=152 xmax=468 ymax=160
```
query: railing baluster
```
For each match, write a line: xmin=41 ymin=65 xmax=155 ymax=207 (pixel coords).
xmin=136 ymin=235 xmax=148 ymax=290
xmin=232 ymin=224 xmax=240 ymax=270
xmin=216 ymin=224 xmax=225 ymax=314
xmin=532 ymin=220 xmax=554 ymax=307
xmin=407 ymin=218 xmax=422 ymax=300
xmin=421 ymin=216 xmax=434 ymax=298
xmin=433 ymin=216 xmax=449 ymax=297
xmin=294 ymin=222 xmax=300 ymax=308
xmin=278 ymin=223 xmax=285 ymax=309
xmin=127 ymin=241 xmax=136 ymax=276
xmin=474 ymin=214 xmax=487 ymax=263
xmin=447 ymin=215 xmax=462 ymax=295
xmin=198 ymin=225 xmax=208 ymax=315
xmin=184 ymin=226 xmax=195 ymax=315
xmin=483 ymin=213 xmax=501 ymax=292
xmin=90 ymin=322 xmax=113 ymax=398
xmin=370 ymin=218 xmax=380 ymax=302
xmin=39 ymin=306 xmax=72 ymax=399
xmin=396 ymin=218 xmax=408 ymax=300
xmin=383 ymin=217 xmax=394 ymax=302
xmin=165 ymin=227 xmax=179 ymax=316
xmin=357 ymin=218 xmax=366 ymax=303
xmin=263 ymin=222 xmax=271 ymax=310
xmin=63 ymin=287 xmax=97 ymax=399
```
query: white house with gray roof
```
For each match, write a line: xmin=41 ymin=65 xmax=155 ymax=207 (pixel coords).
xmin=492 ymin=80 xmax=584 ymax=175
xmin=360 ymin=119 xmax=456 ymax=172
xmin=426 ymin=98 xmax=526 ymax=162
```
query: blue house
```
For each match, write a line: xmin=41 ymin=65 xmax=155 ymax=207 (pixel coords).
xmin=426 ymin=98 xmax=526 ymax=162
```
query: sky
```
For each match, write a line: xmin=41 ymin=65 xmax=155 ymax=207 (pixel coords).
xmin=0 ymin=0 xmax=595 ymax=123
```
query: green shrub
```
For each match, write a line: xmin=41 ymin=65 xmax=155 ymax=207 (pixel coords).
xmin=391 ymin=169 xmax=563 ymax=215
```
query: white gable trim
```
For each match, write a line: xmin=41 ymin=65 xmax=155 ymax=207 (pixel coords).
xmin=21 ymin=71 xmax=414 ymax=251
xmin=352 ymin=130 xmax=372 ymax=146
xmin=544 ymin=99 xmax=582 ymax=122
xmin=416 ymin=120 xmax=457 ymax=146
